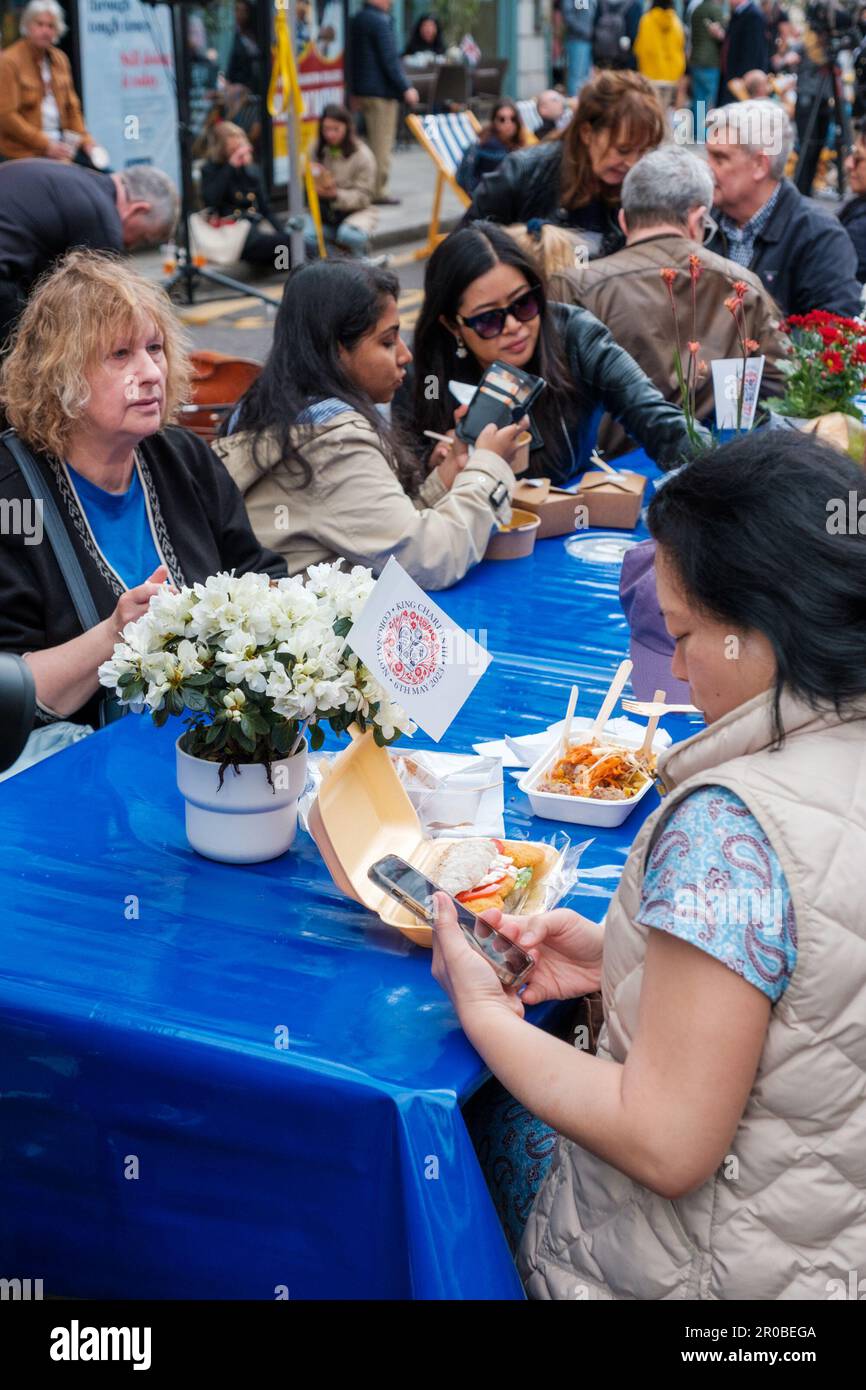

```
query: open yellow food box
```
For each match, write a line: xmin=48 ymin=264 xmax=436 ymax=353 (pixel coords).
xmin=307 ymin=728 xmax=559 ymax=948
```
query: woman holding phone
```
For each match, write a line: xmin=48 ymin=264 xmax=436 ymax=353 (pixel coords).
xmin=431 ymin=430 xmax=866 ymax=1299
xmin=395 ymin=222 xmax=703 ymax=485
xmin=214 ymin=260 xmax=527 ymax=591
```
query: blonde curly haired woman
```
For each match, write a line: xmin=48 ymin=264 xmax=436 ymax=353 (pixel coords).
xmin=0 ymin=250 xmax=284 ymax=737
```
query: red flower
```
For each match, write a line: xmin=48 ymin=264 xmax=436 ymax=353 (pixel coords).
xmin=854 ymin=341 xmax=866 ymax=364
xmin=697 ymin=359 xmax=708 ymax=376
xmin=688 ymin=340 xmax=700 ymax=353
xmin=688 ymin=254 xmax=703 ymax=281
xmin=818 ymin=326 xmax=843 ymax=346
xmin=732 ymin=280 xmax=749 ymax=300
xmin=821 ymin=350 xmax=845 ymax=374
xmin=745 ymin=338 xmax=760 ymax=353
xmin=723 ymin=296 xmax=739 ymax=314
xmin=660 ymin=267 xmax=677 ymax=286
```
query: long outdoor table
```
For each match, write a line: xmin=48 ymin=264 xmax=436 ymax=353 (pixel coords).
xmin=0 ymin=451 xmax=701 ymax=1300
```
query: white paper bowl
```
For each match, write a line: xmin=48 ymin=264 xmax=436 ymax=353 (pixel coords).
xmin=517 ymin=736 xmax=658 ymax=827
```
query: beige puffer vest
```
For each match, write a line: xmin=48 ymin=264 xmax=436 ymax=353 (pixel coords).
xmin=519 ymin=689 xmax=866 ymax=1300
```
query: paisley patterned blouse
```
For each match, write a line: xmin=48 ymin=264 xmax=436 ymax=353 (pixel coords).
xmin=636 ymin=785 xmax=798 ymax=1002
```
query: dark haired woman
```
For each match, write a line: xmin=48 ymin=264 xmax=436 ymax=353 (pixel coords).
xmin=304 ymin=104 xmax=378 ymax=260
xmin=403 ymin=12 xmax=445 ymax=58
xmin=456 ymin=100 xmax=530 ymax=198
xmin=430 ymin=429 xmax=866 ymax=1297
xmin=396 ymin=222 xmax=702 ymax=485
xmin=213 ymin=260 xmax=527 ymax=590
xmin=199 ymin=121 xmax=287 ymax=267
xmin=462 ymin=69 xmax=665 ymax=255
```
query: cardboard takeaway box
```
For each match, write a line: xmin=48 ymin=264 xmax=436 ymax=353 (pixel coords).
xmin=308 ymin=728 xmax=559 ymax=949
xmin=514 ymin=470 xmax=647 ymax=534
xmin=307 ymin=726 xmax=466 ymax=948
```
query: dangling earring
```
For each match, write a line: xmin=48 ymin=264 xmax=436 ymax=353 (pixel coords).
xmin=455 ymin=337 xmax=468 ymax=359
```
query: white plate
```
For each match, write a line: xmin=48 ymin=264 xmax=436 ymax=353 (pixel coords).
xmin=563 ymin=532 xmax=641 ymax=566
xmin=518 ymin=734 xmax=659 ymax=828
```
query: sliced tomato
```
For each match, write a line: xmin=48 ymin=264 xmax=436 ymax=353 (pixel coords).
xmin=456 ymin=875 xmax=510 ymax=905
xmin=492 ymin=838 xmax=505 ymax=855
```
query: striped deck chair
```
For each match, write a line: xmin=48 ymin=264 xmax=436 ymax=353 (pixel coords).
xmin=405 ymin=110 xmax=482 ymax=260
xmin=516 ymin=100 xmax=542 ymax=144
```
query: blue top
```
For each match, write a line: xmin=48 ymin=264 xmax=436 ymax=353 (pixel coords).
xmin=637 ymin=785 xmax=797 ymax=1003
xmin=67 ymin=461 xmax=162 ymax=590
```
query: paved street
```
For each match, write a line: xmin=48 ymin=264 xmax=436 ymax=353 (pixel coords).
xmin=136 ymin=143 xmax=463 ymax=361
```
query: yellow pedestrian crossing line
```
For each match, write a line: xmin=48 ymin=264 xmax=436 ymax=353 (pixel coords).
xmin=176 ymin=279 xmax=424 ymax=329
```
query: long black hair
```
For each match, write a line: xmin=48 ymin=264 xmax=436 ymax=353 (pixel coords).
xmin=229 ymin=260 xmax=421 ymax=493
xmin=406 ymin=222 xmax=581 ymax=476
xmin=403 ymin=13 xmax=445 ymax=55
xmin=648 ymin=430 xmax=866 ymax=744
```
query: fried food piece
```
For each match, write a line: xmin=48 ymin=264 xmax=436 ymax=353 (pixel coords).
xmin=463 ymin=892 xmax=507 ymax=914
xmin=499 ymin=840 xmax=547 ymax=871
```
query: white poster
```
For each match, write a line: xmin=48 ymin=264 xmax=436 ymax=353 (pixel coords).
xmin=711 ymin=356 xmax=766 ymax=431
xmin=78 ymin=0 xmax=179 ymax=188
xmin=346 ymin=557 xmax=491 ymax=743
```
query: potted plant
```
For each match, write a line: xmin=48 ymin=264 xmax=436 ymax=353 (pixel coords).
xmin=771 ymin=309 xmax=866 ymax=460
xmin=98 ymin=564 xmax=413 ymax=864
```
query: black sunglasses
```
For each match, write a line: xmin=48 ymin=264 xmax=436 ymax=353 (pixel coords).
xmin=457 ymin=286 xmax=543 ymax=341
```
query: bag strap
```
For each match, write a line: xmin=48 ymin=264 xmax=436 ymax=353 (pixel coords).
xmin=2 ymin=428 xmax=101 ymax=633
xmin=2 ymin=429 xmax=123 ymax=729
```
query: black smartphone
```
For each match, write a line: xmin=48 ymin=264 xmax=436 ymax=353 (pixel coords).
xmin=367 ymin=854 xmax=535 ymax=989
xmin=455 ymin=360 xmax=547 ymax=448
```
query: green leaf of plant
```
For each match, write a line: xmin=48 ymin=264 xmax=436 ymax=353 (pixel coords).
xmin=234 ymin=728 xmax=256 ymax=755
xmin=182 ymin=688 xmax=209 ymax=712
xmin=310 ymin=724 xmax=325 ymax=751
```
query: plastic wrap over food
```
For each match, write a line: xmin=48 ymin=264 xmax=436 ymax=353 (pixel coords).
xmin=300 ymin=749 xmax=506 ymax=838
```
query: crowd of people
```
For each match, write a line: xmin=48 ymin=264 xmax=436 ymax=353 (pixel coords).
xmin=0 ymin=2 xmax=865 ymax=1304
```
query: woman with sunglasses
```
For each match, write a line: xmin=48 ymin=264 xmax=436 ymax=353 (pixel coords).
xmin=456 ymin=100 xmax=531 ymax=198
xmin=461 ymin=70 xmax=665 ymax=257
xmin=214 ymin=259 xmax=527 ymax=591
xmin=396 ymin=222 xmax=703 ymax=486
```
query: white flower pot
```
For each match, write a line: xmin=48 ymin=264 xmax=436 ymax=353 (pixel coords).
xmin=175 ymin=735 xmax=308 ymax=864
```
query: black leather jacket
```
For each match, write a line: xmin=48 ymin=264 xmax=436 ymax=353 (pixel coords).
xmin=396 ymin=302 xmax=705 ymax=485
xmin=461 ymin=141 xmax=624 ymax=255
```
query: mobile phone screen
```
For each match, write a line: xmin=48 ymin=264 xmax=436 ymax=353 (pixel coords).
xmin=368 ymin=854 xmax=535 ymax=988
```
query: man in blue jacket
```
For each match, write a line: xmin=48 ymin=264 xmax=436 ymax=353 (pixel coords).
xmin=349 ymin=0 xmax=418 ymax=204
xmin=705 ymin=100 xmax=863 ymax=317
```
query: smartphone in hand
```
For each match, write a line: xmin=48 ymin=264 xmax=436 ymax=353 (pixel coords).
xmin=455 ymin=360 xmax=546 ymax=448
xmin=368 ymin=854 xmax=535 ymax=988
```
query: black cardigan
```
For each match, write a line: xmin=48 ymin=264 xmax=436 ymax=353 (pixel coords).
xmin=0 ymin=426 xmax=286 ymax=728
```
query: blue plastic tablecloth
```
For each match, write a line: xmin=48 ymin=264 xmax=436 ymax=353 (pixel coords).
xmin=0 ymin=452 xmax=701 ymax=1300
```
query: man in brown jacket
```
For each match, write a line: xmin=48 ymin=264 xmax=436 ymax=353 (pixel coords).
xmin=559 ymin=145 xmax=786 ymax=458
xmin=0 ymin=1 xmax=94 ymax=162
